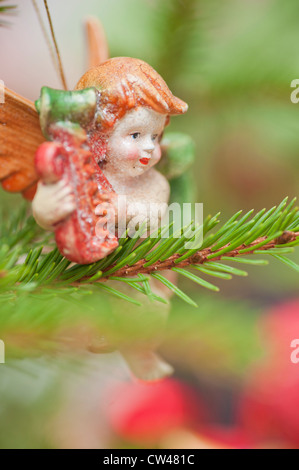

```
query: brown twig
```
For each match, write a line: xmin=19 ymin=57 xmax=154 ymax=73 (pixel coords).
xmin=93 ymin=230 xmax=299 ymax=281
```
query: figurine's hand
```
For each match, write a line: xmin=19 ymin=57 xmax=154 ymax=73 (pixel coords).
xmin=32 ymin=180 xmax=76 ymax=231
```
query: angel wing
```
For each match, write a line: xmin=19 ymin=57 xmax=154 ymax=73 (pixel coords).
xmin=0 ymin=87 xmax=43 ymax=200
xmin=85 ymin=16 xmax=109 ymax=67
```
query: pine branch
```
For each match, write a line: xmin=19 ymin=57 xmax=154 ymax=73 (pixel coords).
xmin=98 ymin=230 xmax=299 ymax=279
xmin=0 ymin=197 xmax=298 ymax=307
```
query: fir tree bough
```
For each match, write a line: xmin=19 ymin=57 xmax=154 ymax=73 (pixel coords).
xmin=0 ymin=197 xmax=298 ymax=308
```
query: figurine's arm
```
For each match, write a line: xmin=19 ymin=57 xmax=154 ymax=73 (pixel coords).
xmin=32 ymin=180 xmax=76 ymax=231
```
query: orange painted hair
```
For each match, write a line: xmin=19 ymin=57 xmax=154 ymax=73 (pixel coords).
xmin=76 ymin=57 xmax=188 ymax=128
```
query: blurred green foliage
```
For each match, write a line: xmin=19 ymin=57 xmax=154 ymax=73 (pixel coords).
xmin=0 ymin=0 xmax=298 ymax=449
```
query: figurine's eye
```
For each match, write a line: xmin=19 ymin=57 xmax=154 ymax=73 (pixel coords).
xmin=130 ymin=132 xmax=140 ymax=140
xmin=151 ymin=134 xmax=159 ymax=142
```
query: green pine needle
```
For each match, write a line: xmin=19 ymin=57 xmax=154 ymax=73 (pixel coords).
xmin=270 ymin=254 xmax=299 ymax=273
xmin=151 ymin=272 xmax=198 ymax=307
xmin=172 ymin=267 xmax=220 ymax=292
xmin=94 ymin=283 xmax=142 ymax=306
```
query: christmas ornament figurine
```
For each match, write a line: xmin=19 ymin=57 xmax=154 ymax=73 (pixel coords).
xmin=32 ymin=57 xmax=188 ymax=264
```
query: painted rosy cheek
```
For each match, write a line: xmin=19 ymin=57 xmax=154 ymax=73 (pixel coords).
xmin=126 ymin=148 xmax=140 ymax=161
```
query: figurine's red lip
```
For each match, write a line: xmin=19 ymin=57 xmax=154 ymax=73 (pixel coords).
xmin=139 ymin=158 xmax=150 ymax=165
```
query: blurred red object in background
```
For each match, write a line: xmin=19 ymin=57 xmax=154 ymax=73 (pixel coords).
xmin=104 ymin=379 xmax=208 ymax=445
xmin=104 ymin=378 xmax=254 ymax=448
xmin=103 ymin=300 xmax=299 ymax=449
xmin=238 ymin=299 xmax=299 ymax=448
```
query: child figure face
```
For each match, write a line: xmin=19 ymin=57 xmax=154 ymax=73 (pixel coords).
xmin=105 ymin=107 xmax=167 ymax=178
